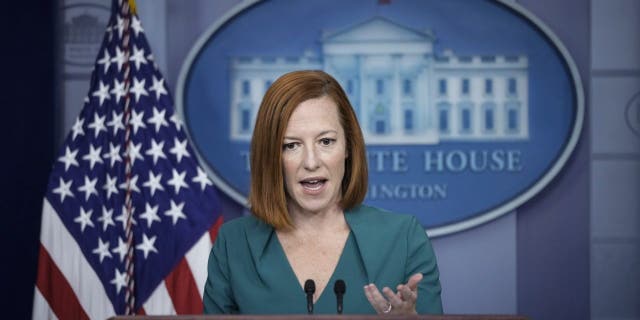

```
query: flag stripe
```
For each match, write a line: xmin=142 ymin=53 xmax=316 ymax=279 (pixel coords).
xmin=209 ymin=215 xmax=224 ymax=244
xmin=143 ymin=281 xmax=176 ymax=315
xmin=165 ymin=258 xmax=203 ymax=314
xmin=185 ymin=228 xmax=215 ymax=296
xmin=35 ymin=246 xmax=88 ymax=320
xmin=33 ymin=287 xmax=60 ymax=320
xmin=40 ymin=199 xmax=115 ymax=320
xmin=136 ymin=307 xmax=147 ymax=315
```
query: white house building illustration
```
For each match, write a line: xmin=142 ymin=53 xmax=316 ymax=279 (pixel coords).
xmin=229 ymin=17 xmax=529 ymax=144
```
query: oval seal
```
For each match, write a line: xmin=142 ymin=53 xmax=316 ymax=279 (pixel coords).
xmin=177 ymin=0 xmax=584 ymax=237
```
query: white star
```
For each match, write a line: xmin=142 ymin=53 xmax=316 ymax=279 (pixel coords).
xmin=139 ymin=203 xmax=161 ymax=228
xmin=193 ymin=167 xmax=213 ymax=191
xmin=111 ymin=237 xmax=128 ymax=262
xmin=143 ymin=171 xmax=164 ymax=196
xmin=71 ymin=117 xmax=85 ymax=140
xmin=145 ymin=139 xmax=166 ymax=164
xmin=73 ymin=207 xmax=94 ymax=233
xmin=149 ymin=76 xmax=168 ymax=100
xmin=167 ymin=169 xmax=189 ymax=194
xmin=126 ymin=142 xmax=144 ymax=167
xmin=92 ymin=81 xmax=111 ymax=106
xmin=129 ymin=109 xmax=146 ymax=134
xmin=169 ymin=138 xmax=190 ymax=163
xmin=110 ymin=79 xmax=126 ymax=104
xmin=130 ymin=77 xmax=148 ymax=102
xmin=92 ymin=238 xmax=112 ymax=263
xmin=136 ymin=233 xmax=159 ymax=259
xmin=129 ymin=45 xmax=147 ymax=70
xmin=114 ymin=15 xmax=125 ymax=38
xmin=82 ymin=145 xmax=103 ymax=169
xmin=58 ymin=147 xmax=79 ymax=171
xmin=131 ymin=16 xmax=144 ymax=36
xmin=103 ymin=174 xmax=118 ymax=200
xmin=52 ymin=178 xmax=74 ymax=203
xmin=77 ymin=176 xmax=98 ymax=201
xmin=97 ymin=49 xmax=112 ymax=74
xmin=103 ymin=143 xmax=122 ymax=167
xmin=165 ymin=200 xmax=186 ymax=225
xmin=147 ymin=107 xmax=168 ymax=133
xmin=111 ymin=46 xmax=126 ymax=72
xmin=110 ymin=268 xmax=127 ymax=294
xmin=98 ymin=206 xmax=115 ymax=231
xmin=115 ymin=205 xmax=137 ymax=230
xmin=87 ymin=113 xmax=107 ymax=138
xmin=107 ymin=110 xmax=125 ymax=135
xmin=119 ymin=175 xmax=141 ymax=193
xmin=170 ymin=113 xmax=183 ymax=131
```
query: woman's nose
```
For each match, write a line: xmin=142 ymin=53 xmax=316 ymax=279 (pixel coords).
xmin=303 ymin=146 xmax=320 ymax=170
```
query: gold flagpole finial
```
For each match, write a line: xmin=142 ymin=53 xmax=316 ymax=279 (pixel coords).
xmin=128 ymin=0 xmax=137 ymax=14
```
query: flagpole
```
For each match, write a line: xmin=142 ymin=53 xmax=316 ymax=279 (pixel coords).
xmin=119 ymin=0 xmax=137 ymax=315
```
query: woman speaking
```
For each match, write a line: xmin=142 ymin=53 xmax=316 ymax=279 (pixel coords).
xmin=203 ymin=70 xmax=442 ymax=315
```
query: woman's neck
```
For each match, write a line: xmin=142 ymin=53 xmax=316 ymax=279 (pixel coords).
xmin=285 ymin=205 xmax=348 ymax=235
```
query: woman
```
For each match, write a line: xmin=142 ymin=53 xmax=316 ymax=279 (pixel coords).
xmin=203 ymin=70 xmax=442 ymax=314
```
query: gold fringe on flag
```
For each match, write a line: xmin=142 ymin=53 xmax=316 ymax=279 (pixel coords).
xmin=128 ymin=0 xmax=137 ymax=14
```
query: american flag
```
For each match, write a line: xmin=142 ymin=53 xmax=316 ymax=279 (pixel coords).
xmin=33 ymin=0 xmax=222 ymax=318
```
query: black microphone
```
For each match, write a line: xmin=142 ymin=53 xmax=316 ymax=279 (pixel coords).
xmin=334 ymin=279 xmax=346 ymax=314
xmin=304 ymin=279 xmax=316 ymax=314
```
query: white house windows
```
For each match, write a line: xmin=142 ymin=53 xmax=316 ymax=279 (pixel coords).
xmin=372 ymin=102 xmax=389 ymax=134
xmin=507 ymin=77 xmax=517 ymax=96
xmin=242 ymin=80 xmax=251 ymax=96
xmin=403 ymin=79 xmax=413 ymax=96
xmin=438 ymin=79 xmax=447 ymax=96
xmin=505 ymin=101 xmax=521 ymax=133
xmin=239 ymin=101 xmax=252 ymax=132
xmin=484 ymin=79 xmax=493 ymax=95
xmin=461 ymin=78 xmax=470 ymax=95
xmin=376 ymin=79 xmax=385 ymax=95
xmin=404 ymin=108 xmax=414 ymax=132
xmin=459 ymin=102 xmax=473 ymax=134
xmin=438 ymin=102 xmax=451 ymax=133
xmin=402 ymin=78 xmax=415 ymax=133
xmin=482 ymin=102 xmax=496 ymax=132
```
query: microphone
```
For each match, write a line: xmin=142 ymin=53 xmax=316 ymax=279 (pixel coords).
xmin=304 ymin=279 xmax=316 ymax=314
xmin=334 ymin=279 xmax=346 ymax=314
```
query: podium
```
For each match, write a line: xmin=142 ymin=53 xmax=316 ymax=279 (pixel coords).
xmin=110 ymin=315 xmax=527 ymax=320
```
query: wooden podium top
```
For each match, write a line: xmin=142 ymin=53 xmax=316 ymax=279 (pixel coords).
xmin=109 ymin=315 xmax=527 ymax=320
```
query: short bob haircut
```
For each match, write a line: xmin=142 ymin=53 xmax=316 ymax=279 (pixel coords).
xmin=248 ymin=70 xmax=368 ymax=229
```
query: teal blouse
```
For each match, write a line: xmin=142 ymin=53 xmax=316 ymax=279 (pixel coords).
xmin=203 ymin=205 xmax=443 ymax=315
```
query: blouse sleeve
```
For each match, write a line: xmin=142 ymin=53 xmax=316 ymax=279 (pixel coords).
xmin=405 ymin=216 xmax=443 ymax=314
xmin=202 ymin=228 xmax=238 ymax=314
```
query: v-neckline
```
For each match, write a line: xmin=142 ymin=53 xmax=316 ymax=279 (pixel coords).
xmin=274 ymin=230 xmax=352 ymax=304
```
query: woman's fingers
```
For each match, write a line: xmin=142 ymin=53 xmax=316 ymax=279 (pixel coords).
xmin=398 ymin=284 xmax=417 ymax=303
xmin=406 ymin=273 xmax=423 ymax=291
xmin=364 ymin=275 xmax=422 ymax=315
xmin=364 ymin=284 xmax=391 ymax=313
xmin=382 ymin=286 xmax=403 ymax=306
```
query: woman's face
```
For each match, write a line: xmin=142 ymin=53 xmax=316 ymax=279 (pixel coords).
xmin=281 ymin=95 xmax=347 ymax=216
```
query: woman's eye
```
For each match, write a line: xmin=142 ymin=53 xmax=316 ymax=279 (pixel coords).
xmin=320 ymin=138 xmax=335 ymax=146
xmin=283 ymin=142 xmax=297 ymax=150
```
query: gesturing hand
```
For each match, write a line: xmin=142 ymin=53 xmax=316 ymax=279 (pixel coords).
xmin=364 ymin=273 xmax=423 ymax=315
